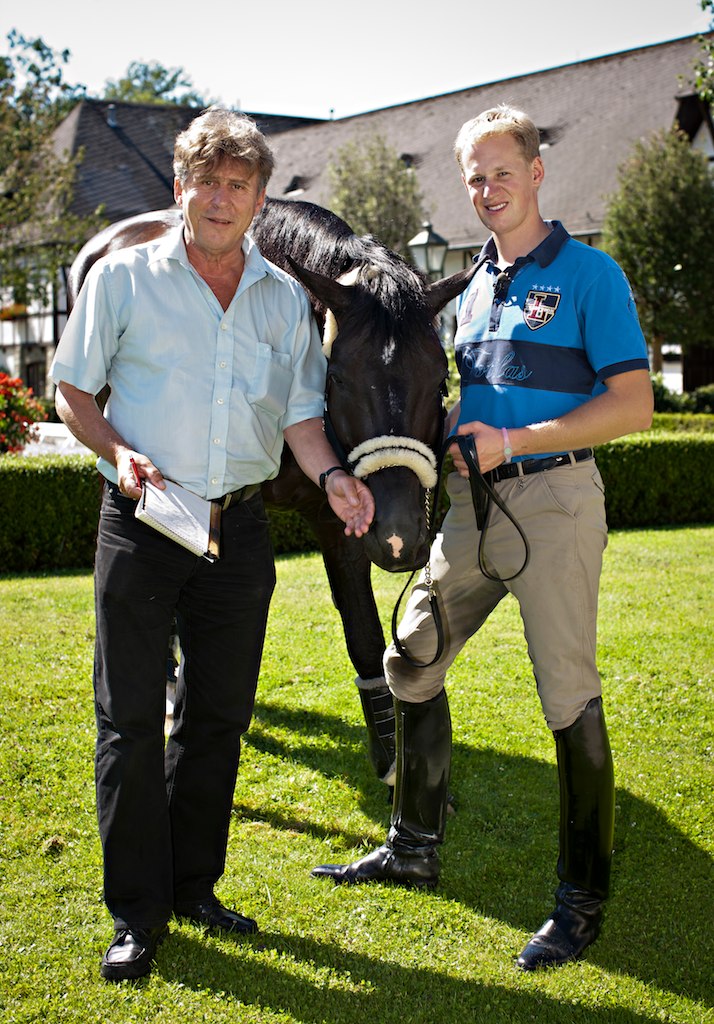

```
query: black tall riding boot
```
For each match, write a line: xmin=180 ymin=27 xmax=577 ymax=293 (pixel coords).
xmin=517 ymin=696 xmax=615 ymax=970
xmin=311 ymin=689 xmax=451 ymax=888
xmin=355 ymin=677 xmax=397 ymax=787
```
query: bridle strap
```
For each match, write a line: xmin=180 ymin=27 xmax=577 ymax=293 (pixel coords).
xmin=323 ymin=403 xmax=441 ymax=489
xmin=391 ymin=434 xmax=530 ymax=669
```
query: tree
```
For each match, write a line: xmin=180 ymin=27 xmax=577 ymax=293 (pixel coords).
xmin=326 ymin=133 xmax=426 ymax=254
xmin=601 ymin=127 xmax=714 ymax=375
xmin=103 ymin=61 xmax=209 ymax=107
xmin=693 ymin=0 xmax=714 ymax=104
xmin=0 ymin=31 xmax=104 ymax=305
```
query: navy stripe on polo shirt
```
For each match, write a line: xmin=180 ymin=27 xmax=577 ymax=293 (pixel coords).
xmin=457 ymin=338 xmax=597 ymax=394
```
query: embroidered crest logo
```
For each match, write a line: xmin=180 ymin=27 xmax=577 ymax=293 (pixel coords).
xmin=524 ymin=290 xmax=561 ymax=331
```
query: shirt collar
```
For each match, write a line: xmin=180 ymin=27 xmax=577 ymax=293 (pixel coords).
xmin=148 ymin=224 xmax=283 ymax=283
xmin=472 ymin=219 xmax=571 ymax=272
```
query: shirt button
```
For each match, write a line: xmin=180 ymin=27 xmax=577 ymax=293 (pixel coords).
xmin=213 ymin=438 xmax=221 ymax=445
xmin=217 ymin=398 xmax=224 ymax=405
xmin=211 ymin=477 xmax=219 ymax=485
xmin=220 ymin=323 xmax=228 ymax=331
xmin=219 ymin=361 xmax=227 ymax=369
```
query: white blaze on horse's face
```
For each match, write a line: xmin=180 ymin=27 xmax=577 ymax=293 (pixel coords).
xmin=382 ymin=339 xmax=397 ymax=364
xmin=174 ymin=157 xmax=266 ymax=263
xmin=386 ymin=533 xmax=405 ymax=559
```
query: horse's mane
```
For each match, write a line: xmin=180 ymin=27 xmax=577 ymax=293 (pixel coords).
xmin=255 ymin=198 xmax=433 ymax=346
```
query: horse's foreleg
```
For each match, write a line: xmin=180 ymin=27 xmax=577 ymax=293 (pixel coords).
xmin=308 ymin=515 xmax=396 ymax=787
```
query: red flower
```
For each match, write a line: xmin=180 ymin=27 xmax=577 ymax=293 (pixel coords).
xmin=0 ymin=372 xmax=47 ymax=453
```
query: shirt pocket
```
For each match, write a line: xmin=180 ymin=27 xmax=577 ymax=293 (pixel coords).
xmin=246 ymin=343 xmax=294 ymax=420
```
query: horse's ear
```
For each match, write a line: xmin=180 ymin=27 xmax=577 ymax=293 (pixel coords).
xmin=285 ymin=255 xmax=355 ymax=321
xmin=425 ymin=264 xmax=478 ymax=315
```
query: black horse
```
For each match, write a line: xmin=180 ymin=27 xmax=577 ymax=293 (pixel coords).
xmin=67 ymin=197 xmax=475 ymax=787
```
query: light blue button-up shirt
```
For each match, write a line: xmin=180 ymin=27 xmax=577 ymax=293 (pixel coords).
xmin=51 ymin=226 xmax=326 ymax=498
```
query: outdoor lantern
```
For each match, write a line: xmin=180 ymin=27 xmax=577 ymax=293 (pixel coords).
xmin=407 ymin=222 xmax=448 ymax=279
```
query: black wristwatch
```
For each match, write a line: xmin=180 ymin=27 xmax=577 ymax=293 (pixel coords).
xmin=319 ymin=465 xmax=344 ymax=491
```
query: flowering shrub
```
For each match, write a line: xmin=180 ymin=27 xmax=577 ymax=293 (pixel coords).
xmin=0 ymin=373 xmax=47 ymax=453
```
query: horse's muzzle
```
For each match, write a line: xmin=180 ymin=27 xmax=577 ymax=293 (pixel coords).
xmin=361 ymin=516 xmax=430 ymax=573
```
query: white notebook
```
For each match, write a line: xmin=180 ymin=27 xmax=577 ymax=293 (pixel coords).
xmin=135 ymin=479 xmax=220 ymax=561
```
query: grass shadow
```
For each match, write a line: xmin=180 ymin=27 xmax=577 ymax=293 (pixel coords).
xmin=241 ymin=698 xmax=713 ymax=1007
xmin=157 ymin=928 xmax=667 ymax=1024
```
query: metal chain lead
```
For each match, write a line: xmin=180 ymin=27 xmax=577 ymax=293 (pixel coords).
xmin=424 ymin=488 xmax=434 ymax=594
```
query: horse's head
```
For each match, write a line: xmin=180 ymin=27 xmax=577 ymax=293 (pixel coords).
xmin=287 ymin=255 xmax=476 ymax=572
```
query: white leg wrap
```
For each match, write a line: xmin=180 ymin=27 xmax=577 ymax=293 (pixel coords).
xmin=355 ymin=675 xmax=389 ymax=691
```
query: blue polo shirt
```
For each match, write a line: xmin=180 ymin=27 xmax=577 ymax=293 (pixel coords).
xmin=454 ymin=221 xmax=649 ymax=460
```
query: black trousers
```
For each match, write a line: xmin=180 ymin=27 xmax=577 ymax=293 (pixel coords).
xmin=93 ymin=483 xmax=275 ymax=929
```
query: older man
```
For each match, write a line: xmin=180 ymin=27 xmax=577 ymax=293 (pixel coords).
xmin=51 ymin=108 xmax=373 ymax=982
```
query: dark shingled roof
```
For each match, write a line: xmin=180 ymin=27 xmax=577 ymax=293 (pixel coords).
xmin=263 ymin=34 xmax=711 ymax=249
xmin=52 ymin=35 xmax=711 ymax=248
xmin=52 ymin=99 xmax=323 ymax=224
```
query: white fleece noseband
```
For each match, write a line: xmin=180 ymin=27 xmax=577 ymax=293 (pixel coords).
xmin=347 ymin=436 xmax=438 ymax=489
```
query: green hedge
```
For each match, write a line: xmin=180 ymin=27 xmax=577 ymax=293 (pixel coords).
xmin=0 ymin=455 xmax=102 ymax=572
xmin=1 ymin=433 xmax=712 ymax=573
xmin=596 ymin=431 xmax=714 ymax=527
xmin=651 ymin=412 xmax=714 ymax=432
xmin=0 ymin=455 xmax=317 ymax=574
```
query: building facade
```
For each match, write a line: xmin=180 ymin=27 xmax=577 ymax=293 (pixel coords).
xmin=1 ymin=34 xmax=711 ymax=395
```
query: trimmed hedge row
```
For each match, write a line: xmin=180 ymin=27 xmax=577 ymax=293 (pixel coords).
xmin=0 ymin=455 xmax=317 ymax=574
xmin=595 ymin=432 xmax=714 ymax=528
xmin=0 ymin=456 xmax=102 ymax=572
xmin=651 ymin=412 xmax=714 ymax=432
xmin=1 ymin=433 xmax=712 ymax=573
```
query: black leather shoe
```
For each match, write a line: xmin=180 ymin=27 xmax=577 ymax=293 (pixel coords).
xmin=175 ymin=895 xmax=258 ymax=935
xmin=311 ymin=842 xmax=440 ymax=888
xmin=100 ymin=925 xmax=168 ymax=982
xmin=516 ymin=889 xmax=604 ymax=970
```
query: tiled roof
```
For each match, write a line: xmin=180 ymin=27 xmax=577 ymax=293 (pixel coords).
xmin=52 ymin=99 xmax=323 ymax=223
xmin=52 ymin=35 xmax=711 ymax=247
xmin=264 ymin=34 xmax=711 ymax=249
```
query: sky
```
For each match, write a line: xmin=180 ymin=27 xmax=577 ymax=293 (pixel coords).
xmin=1 ymin=0 xmax=710 ymax=119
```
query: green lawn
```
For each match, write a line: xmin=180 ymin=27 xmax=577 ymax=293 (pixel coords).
xmin=0 ymin=525 xmax=712 ymax=1023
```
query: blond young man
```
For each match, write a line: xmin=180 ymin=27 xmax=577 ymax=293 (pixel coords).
xmin=312 ymin=105 xmax=653 ymax=971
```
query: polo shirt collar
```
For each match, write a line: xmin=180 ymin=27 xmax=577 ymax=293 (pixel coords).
xmin=472 ymin=219 xmax=571 ymax=271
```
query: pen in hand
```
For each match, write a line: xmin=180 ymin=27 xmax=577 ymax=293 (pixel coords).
xmin=129 ymin=457 xmax=142 ymax=489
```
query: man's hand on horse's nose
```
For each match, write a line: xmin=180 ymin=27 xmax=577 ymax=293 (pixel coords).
xmin=328 ymin=476 xmax=374 ymax=536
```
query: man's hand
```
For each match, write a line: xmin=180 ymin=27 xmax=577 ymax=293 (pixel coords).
xmin=450 ymin=421 xmax=505 ymax=475
xmin=324 ymin=470 xmax=374 ymax=537
xmin=116 ymin=449 xmax=165 ymax=499
xmin=56 ymin=381 xmax=166 ymax=497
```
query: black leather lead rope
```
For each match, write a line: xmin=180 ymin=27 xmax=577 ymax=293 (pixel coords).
xmin=392 ymin=433 xmax=531 ymax=669
xmin=457 ymin=434 xmax=531 ymax=584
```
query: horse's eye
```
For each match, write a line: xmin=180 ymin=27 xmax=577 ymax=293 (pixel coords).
xmin=327 ymin=371 xmax=344 ymax=389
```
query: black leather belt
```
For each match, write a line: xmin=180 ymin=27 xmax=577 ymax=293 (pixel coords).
xmin=215 ymin=483 xmax=261 ymax=510
xmin=484 ymin=448 xmax=594 ymax=485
